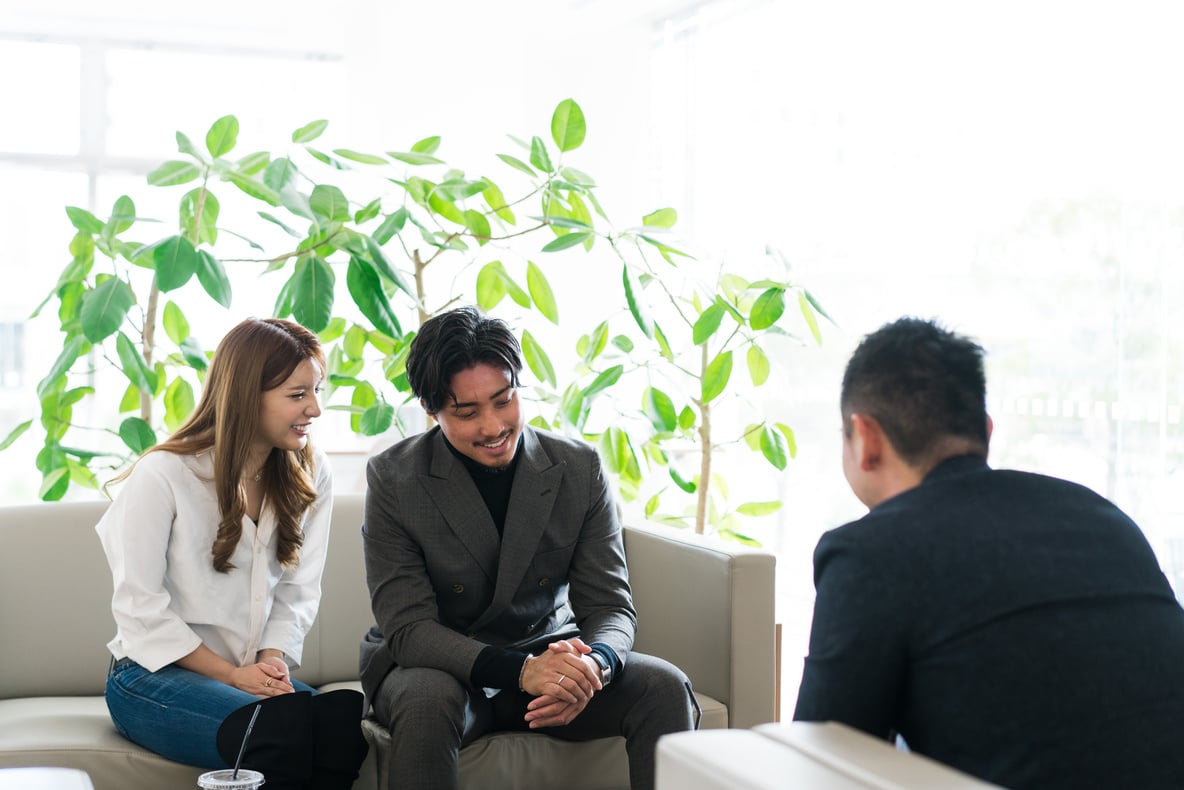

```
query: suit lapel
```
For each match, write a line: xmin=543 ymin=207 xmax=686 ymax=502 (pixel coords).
xmin=470 ymin=428 xmax=565 ymax=633
xmin=419 ymin=430 xmax=501 ymax=583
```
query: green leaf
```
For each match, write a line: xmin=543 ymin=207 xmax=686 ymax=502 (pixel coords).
xmin=542 ymin=231 xmax=592 ymax=252
xmin=551 ymin=98 xmax=587 ymax=152
xmin=164 ymin=377 xmax=196 ymax=433
xmin=482 ymin=178 xmax=515 ymax=224
xmin=80 ymin=277 xmax=135 ymax=342
xmin=622 ymin=264 xmax=654 ymax=339
xmin=371 ymin=209 xmax=407 ymax=246
xmin=678 ymin=405 xmax=696 ymax=431
xmin=521 ymin=329 xmax=557 ymax=388
xmin=476 ymin=261 xmax=508 ymax=310
xmin=388 ymin=151 xmax=445 ymax=166
xmin=153 ymin=235 xmax=199 ymax=292
xmin=642 ymin=207 xmax=678 ymax=228
xmin=541 ymin=215 xmax=593 ymax=231
xmin=365 ymin=237 xmax=416 ymax=298
xmin=147 ymin=160 xmax=201 ymax=187
xmin=526 ymin=262 xmax=559 ymax=324
xmin=263 ymin=156 xmax=299 ymax=192
xmin=205 ymin=115 xmax=240 ymax=157
xmin=643 ymin=387 xmax=677 ymax=432
xmin=354 ymin=197 xmax=382 ymax=224
xmin=751 ymin=288 xmax=786 ymax=330
xmin=701 ymin=350 xmax=733 ymax=403
xmin=427 ymin=191 xmax=465 ymax=224
xmin=799 ymin=290 xmax=823 ymax=344
xmin=195 ymin=251 xmax=233 ymax=308
xmin=225 ymin=171 xmax=281 ymax=205
xmin=692 ymin=303 xmax=726 ymax=345
xmin=436 ymin=179 xmax=488 ymax=201
xmin=118 ymin=417 xmax=157 ymax=454
xmin=760 ymin=425 xmax=789 ymax=470
xmin=776 ymin=422 xmax=798 ymax=459
xmin=359 ymin=402 xmax=395 ymax=436
xmin=236 ymin=151 xmax=270 ymax=175
xmin=463 ymin=209 xmax=492 ymax=244
xmin=580 ymin=322 xmax=609 ymax=363
xmin=497 ymin=153 xmax=536 ymax=177
xmin=583 ymin=365 xmax=623 ymax=400
xmin=107 ymin=195 xmax=136 ymax=234
xmin=292 ymin=119 xmax=329 ymax=143
xmin=737 ymin=500 xmax=783 ymax=517
xmin=654 ymin=323 xmax=674 ymax=362
xmin=747 ymin=343 xmax=770 ymax=386
xmin=669 ymin=466 xmax=697 ymax=493
xmin=65 ymin=206 xmax=105 ymax=235
xmin=39 ymin=467 xmax=69 ymax=501
xmin=37 ymin=335 xmax=85 ymax=398
xmin=334 ymin=148 xmax=389 ymax=165
xmin=176 ymin=131 xmax=202 ymax=158
xmin=319 ymin=317 xmax=347 ymax=344
xmin=118 ymin=383 xmax=139 ymax=413
xmin=309 ymin=184 xmax=351 ymax=222
xmin=116 ymin=332 xmax=158 ymax=395
xmin=644 ymin=492 xmax=660 ymax=518
xmin=343 ymin=325 xmax=368 ymax=359
xmin=350 ymin=382 xmax=377 ymax=432
xmin=411 ymin=135 xmax=441 ymax=154
xmin=347 ymin=256 xmax=403 ymax=339
xmin=162 ymin=301 xmax=190 ymax=345
xmin=529 ymin=136 xmax=553 ymax=172
xmin=179 ymin=188 xmax=219 ymax=245
xmin=0 ymin=419 xmax=32 ymax=451
xmin=291 ymin=256 xmax=336 ymax=332
xmin=179 ymin=337 xmax=208 ymax=370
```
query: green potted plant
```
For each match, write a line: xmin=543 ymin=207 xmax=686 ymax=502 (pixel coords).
xmin=5 ymin=98 xmax=830 ymax=540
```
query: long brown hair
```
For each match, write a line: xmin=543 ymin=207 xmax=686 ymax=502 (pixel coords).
xmin=114 ymin=318 xmax=326 ymax=572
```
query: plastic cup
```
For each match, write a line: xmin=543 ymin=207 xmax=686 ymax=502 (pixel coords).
xmin=197 ymin=769 xmax=266 ymax=789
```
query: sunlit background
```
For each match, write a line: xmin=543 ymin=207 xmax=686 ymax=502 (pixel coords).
xmin=4 ymin=0 xmax=1184 ymax=717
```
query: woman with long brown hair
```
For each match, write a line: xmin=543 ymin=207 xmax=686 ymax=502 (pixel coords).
xmin=97 ymin=317 xmax=367 ymax=789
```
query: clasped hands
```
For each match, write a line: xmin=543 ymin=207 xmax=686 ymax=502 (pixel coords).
xmin=232 ymin=651 xmax=293 ymax=698
xmin=520 ymin=637 xmax=603 ymax=729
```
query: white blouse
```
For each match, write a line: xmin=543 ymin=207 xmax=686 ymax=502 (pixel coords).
xmin=96 ymin=448 xmax=333 ymax=672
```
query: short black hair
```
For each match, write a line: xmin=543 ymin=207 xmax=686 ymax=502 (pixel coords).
xmin=405 ymin=306 xmax=523 ymax=414
xmin=841 ymin=317 xmax=988 ymax=466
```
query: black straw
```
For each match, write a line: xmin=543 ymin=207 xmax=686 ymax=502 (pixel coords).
xmin=231 ymin=704 xmax=262 ymax=779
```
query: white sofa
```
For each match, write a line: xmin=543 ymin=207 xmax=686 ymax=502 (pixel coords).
xmin=656 ymin=722 xmax=1002 ymax=789
xmin=0 ymin=493 xmax=778 ymax=790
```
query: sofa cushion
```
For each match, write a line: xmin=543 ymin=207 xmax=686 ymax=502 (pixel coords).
xmin=0 ymin=697 xmax=203 ymax=789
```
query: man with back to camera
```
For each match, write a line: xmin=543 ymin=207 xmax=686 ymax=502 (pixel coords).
xmin=793 ymin=317 xmax=1184 ymax=789
xmin=358 ymin=306 xmax=696 ymax=790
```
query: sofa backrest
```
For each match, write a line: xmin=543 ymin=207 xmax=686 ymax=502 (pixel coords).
xmin=0 ymin=494 xmax=372 ymax=699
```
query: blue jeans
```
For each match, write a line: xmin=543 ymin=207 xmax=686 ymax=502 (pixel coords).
xmin=105 ymin=657 xmax=317 ymax=768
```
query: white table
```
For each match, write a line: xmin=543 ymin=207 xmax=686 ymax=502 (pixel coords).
xmin=0 ymin=767 xmax=95 ymax=789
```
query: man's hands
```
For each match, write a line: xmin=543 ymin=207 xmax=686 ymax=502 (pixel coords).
xmin=521 ymin=638 xmax=603 ymax=729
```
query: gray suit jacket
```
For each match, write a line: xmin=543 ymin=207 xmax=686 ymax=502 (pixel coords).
xmin=359 ymin=425 xmax=637 ymax=701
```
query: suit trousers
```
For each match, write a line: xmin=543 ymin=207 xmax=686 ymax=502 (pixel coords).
xmin=371 ymin=652 xmax=695 ymax=790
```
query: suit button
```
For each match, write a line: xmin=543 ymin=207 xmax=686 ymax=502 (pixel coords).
xmin=452 ymin=583 xmax=464 ymax=593
xmin=538 ymin=577 xmax=550 ymax=587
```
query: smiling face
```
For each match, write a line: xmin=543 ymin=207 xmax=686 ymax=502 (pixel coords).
xmin=255 ymin=357 xmax=323 ymax=456
xmin=431 ymin=363 xmax=524 ymax=468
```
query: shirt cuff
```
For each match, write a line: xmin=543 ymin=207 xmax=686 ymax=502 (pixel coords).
xmin=589 ymin=643 xmax=622 ymax=678
xmin=470 ymin=645 xmax=531 ymax=690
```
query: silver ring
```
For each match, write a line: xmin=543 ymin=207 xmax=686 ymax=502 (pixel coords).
xmin=557 ymin=674 xmax=566 ymax=685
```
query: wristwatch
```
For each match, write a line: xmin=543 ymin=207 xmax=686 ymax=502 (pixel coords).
xmin=590 ymin=652 xmax=613 ymax=686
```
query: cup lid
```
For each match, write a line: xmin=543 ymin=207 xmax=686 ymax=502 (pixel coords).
xmin=197 ymin=768 xmax=265 ymax=788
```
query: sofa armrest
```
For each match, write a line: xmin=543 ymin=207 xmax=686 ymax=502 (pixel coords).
xmin=623 ymin=522 xmax=777 ymax=729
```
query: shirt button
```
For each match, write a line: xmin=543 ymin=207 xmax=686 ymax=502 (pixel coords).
xmin=452 ymin=584 xmax=464 ymax=593
xmin=538 ymin=577 xmax=550 ymax=587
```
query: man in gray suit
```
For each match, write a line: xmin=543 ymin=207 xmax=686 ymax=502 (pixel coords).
xmin=359 ymin=306 xmax=695 ymax=790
